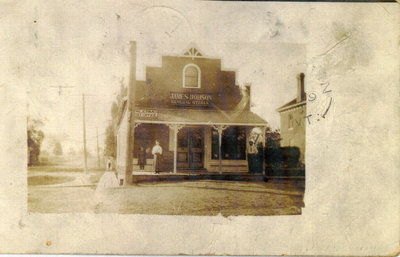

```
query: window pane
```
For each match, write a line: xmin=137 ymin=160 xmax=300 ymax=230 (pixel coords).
xmin=288 ymin=114 xmax=293 ymax=128
xmin=211 ymin=127 xmax=246 ymax=160
xmin=185 ymin=77 xmax=197 ymax=87
xmin=185 ymin=66 xmax=197 ymax=76
xmin=184 ymin=66 xmax=199 ymax=87
xmin=178 ymin=128 xmax=188 ymax=148
xmin=134 ymin=124 xmax=168 ymax=158
xmin=190 ymin=128 xmax=203 ymax=148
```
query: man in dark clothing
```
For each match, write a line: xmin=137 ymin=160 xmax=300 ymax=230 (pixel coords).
xmin=138 ymin=146 xmax=146 ymax=171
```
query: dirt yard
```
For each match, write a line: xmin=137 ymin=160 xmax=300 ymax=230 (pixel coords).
xmin=28 ymin=178 xmax=305 ymax=216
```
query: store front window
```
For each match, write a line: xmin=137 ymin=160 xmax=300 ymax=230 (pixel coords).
xmin=211 ymin=126 xmax=246 ymax=160
xmin=133 ymin=124 xmax=169 ymax=158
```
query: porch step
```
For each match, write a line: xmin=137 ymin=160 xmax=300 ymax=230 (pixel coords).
xmin=131 ymin=172 xmax=268 ymax=183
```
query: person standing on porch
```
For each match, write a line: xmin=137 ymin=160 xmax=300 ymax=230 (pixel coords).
xmin=151 ymin=140 xmax=163 ymax=174
xmin=247 ymin=140 xmax=258 ymax=174
xmin=248 ymin=127 xmax=264 ymax=174
xmin=138 ymin=146 xmax=146 ymax=171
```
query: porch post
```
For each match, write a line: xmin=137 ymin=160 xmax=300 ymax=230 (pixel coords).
xmin=213 ymin=125 xmax=228 ymax=174
xmin=170 ymin=124 xmax=183 ymax=174
xmin=174 ymin=125 xmax=178 ymax=173
xmin=262 ymin=126 xmax=267 ymax=175
xmin=218 ymin=128 xmax=222 ymax=174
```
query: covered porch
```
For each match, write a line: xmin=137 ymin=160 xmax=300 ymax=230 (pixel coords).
xmin=132 ymin=108 xmax=268 ymax=174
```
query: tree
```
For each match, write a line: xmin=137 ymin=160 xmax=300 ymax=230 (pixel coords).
xmin=53 ymin=141 xmax=63 ymax=156
xmin=265 ymin=127 xmax=281 ymax=148
xmin=111 ymin=101 xmax=118 ymax=120
xmin=103 ymin=124 xmax=116 ymax=158
xmin=265 ymin=127 xmax=282 ymax=168
xmin=27 ymin=117 xmax=45 ymax=166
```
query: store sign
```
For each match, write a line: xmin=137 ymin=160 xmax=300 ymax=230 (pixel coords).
xmin=169 ymin=92 xmax=213 ymax=107
xmin=135 ymin=109 xmax=158 ymax=119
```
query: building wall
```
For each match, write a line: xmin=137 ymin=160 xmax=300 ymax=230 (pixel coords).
xmin=130 ymin=52 xmax=255 ymax=172
xmin=279 ymin=104 xmax=306 ymax=163
xmin=116 ymin=110 xmax=129 ymax=175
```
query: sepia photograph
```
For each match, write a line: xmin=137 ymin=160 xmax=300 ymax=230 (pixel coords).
xmin=1 ymin=0 xmax=398 ymax=255
xmin=28 ymin=39 xmax=307 ymax=215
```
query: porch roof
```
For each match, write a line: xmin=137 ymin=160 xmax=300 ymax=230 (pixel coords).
xmin=134 ymin=108 xmax=268 ymax=126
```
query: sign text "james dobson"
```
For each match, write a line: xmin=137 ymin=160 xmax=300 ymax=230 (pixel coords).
xmin=169 ymin=92 xmax=213 ymax=106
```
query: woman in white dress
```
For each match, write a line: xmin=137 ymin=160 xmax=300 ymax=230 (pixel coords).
xmin=151 ymin=140 xmax=163 ymax=174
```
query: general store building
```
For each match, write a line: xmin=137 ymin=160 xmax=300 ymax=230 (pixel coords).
xmin=116 ymin=42 xmax=268 ymax=182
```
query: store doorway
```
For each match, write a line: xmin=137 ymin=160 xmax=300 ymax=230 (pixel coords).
xmin=177 ymin=127 xmax=204 ymax=170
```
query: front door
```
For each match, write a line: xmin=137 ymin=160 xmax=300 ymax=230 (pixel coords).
xmin=177 ymin=127 xmax=204 ymax=170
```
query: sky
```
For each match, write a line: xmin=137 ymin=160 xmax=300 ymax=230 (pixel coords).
xmin=26 ymin=0 xmax=307 ymax=154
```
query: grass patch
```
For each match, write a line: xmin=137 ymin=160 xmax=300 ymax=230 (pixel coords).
xmin=28 ymin=165 xmax=104 ymax=173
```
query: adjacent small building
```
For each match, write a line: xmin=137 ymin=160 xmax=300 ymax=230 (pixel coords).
xmin=115 ymin=42 xmax=268 ymax=184
xmin=276 ymin=73 xmax=306 ymax=165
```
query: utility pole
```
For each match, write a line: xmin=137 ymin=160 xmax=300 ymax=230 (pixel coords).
xmin=49 ymin=85 xmax=95 ymax=176
xmin=124 ymin=41 xmax=137 ymax=185
xmin=80 ymin=93 xmax=97 ymax=173
xmin=96 ymin=127 xmax=100 ymax=169
xmin=50 ymin=85 xmax=74 ymax=96
xmin=82 ymin=93 xmax=88 ymax=173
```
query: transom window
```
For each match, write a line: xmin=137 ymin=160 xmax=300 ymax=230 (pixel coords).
xmin=184 ymin=47 xmax=203 ymax=57
xmin=183 ymin=64 xmax=200 ymax=88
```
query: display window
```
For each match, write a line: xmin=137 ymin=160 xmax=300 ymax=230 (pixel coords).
xmin=211 ymin=126 xmax=246 ymax=160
